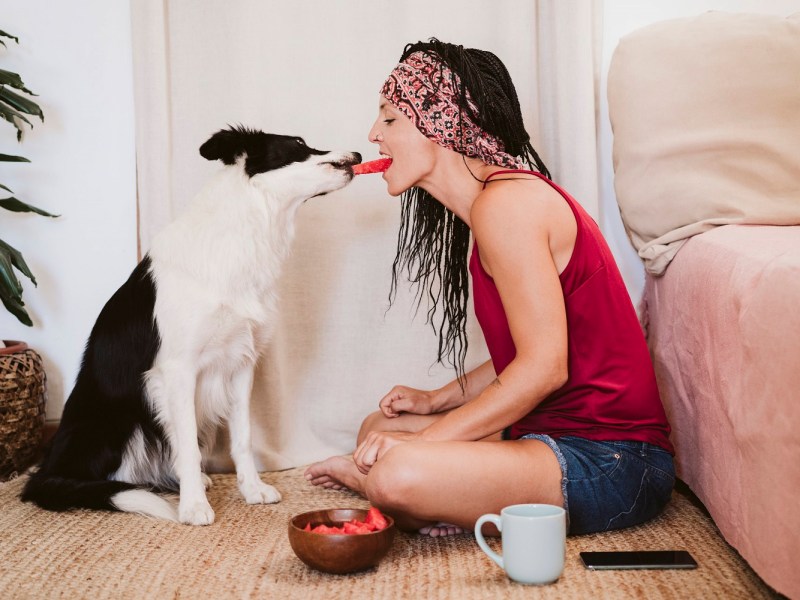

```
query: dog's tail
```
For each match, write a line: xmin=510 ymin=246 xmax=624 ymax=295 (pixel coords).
xmin=21 ymin=472 xmax=179 ymax=522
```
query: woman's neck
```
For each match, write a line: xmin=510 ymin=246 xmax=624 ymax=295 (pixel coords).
xmin=416 ymin=154 xmax=501 ymax=227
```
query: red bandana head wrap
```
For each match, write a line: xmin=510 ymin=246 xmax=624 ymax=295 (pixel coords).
xmin=380 ymin=50 xmax=524 ymax=169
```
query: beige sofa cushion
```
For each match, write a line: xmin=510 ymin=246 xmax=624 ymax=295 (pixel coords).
xmin=608 ymin=11 xmax=800 ymax=275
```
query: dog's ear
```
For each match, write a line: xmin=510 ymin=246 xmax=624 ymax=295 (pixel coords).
xmin=199 ymin=128 xmax=244 ymax=164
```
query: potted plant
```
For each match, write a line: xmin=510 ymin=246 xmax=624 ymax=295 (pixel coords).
xmin=0 ymin=28 xmax=52 ymax=480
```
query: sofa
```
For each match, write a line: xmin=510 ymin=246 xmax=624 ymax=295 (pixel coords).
xmin=607 ymin=11 xmax=800 ymax=599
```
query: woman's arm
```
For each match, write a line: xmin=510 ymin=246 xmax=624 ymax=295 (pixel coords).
xmin=418 ymin=181 xmax=572 ymax=442
xmin=435 ymin=358 xmax=497 ymax=410
xmin=379 ymin=359 xmax=496 ymax=417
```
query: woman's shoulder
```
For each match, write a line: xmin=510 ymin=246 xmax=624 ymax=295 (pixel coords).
xmin=471 ymin=177 xmax=564 ymax=234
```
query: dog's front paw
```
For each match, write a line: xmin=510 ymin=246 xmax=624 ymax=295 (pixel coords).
xmin=179 ymin=498 xmax=215 ymax=525
xmin=240 ymin=480 xmax=282 ymax=505
xmin=201 ymin=473 xmax=213 ymax=490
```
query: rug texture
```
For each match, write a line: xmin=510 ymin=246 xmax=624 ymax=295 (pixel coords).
xmin=0 ymin=469 xmax=781 ymax=599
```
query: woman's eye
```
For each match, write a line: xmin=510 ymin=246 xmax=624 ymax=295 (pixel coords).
xmin=383 ymin=119 xmax=395 ymax=125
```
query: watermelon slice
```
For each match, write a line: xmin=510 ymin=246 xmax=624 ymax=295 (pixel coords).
xmin=352 ymin=158 xmax=393 ymax=175
xmin=304 ymin=507 xmax=390 ymax=535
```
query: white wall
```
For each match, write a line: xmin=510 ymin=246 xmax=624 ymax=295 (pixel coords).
xmin=0 ymin=1 xmax=137 ymax=419
xmin=598 ymin=0 xmax=800 ymax=303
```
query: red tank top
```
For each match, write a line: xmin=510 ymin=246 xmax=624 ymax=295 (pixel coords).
xmin=469 ymin=170 xmax=673 ymax=452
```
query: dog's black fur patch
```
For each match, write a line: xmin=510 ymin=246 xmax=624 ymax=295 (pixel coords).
xmin=21 ymin=255 xmax=167 ymax=511
xmin=199 ymin=125 xmax=328 ymax=177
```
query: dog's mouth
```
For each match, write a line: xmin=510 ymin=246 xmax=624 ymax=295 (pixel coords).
xmin=325 ymin=159 xmax=362 ymax=173
xmin=326 ymin=160 xmax=355 ymax=169
xmin=307 ymin=157 xmax=362 ymax=201
xmin=323 ymin=152 xmax=363 ymax=174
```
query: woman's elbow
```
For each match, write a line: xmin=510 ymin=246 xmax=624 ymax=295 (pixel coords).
xmin=548 ymin=363 xmax=569 ymax=393
xmin=513 ymin=355 xmax=568 ymax=396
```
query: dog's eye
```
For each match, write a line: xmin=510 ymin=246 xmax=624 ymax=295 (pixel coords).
xmin=295 ymin=138 xmax=306 ymax=146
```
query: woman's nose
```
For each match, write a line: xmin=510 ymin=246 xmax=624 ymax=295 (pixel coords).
xmin=368 ymin=124 xmax=382 ymax=144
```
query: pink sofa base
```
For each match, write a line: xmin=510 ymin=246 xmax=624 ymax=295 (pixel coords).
xmin=644 ymin=224 xmax=800 ymax=598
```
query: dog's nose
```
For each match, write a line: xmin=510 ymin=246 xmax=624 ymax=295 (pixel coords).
xmin=352 ymin=152 xmax=362 ymax=164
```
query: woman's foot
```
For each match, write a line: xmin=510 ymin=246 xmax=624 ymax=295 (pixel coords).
xmin=304 ymin=455 xmax=366 ymax=495
xmin=419 ymin=522 xmax=466 ymax=537
xmin=306 ymin=457 xmax=465 ymax=537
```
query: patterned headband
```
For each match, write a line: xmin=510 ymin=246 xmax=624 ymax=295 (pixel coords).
xmin=379 ymin=50 xmax=523 ymax=169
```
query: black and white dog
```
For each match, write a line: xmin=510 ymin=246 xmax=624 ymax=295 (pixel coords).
xmin=22 ymin=126 xmax=361 ymax=525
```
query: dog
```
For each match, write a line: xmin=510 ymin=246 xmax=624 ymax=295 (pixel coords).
xmin=21 ymin=126 xmax=361 ymax=525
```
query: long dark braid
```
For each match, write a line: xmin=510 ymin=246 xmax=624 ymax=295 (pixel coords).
xmin=388 ymin=38 xmax=550 ymax=384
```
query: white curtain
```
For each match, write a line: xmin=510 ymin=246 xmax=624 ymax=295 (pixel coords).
xmin=130 ymin=0 xmax=606 ymax=471
xmin=535 ymin=0 xmax=647 ymax=301
xmin=535 ymin=1 xmax=604 ymax=222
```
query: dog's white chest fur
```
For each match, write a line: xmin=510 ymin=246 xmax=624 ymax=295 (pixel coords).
xmin=149 ymin=166 xmax=295 ymax=376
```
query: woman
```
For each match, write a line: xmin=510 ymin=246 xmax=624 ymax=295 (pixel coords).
xmin=306 ymin=39 xmax=674 ymax=537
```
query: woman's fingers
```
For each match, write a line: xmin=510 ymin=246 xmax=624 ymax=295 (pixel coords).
xmin=379 ymin=386 xmax=411 ymax=417
xmin=354 ymin=430 xmax=418 ymax=475
xmin=354 ymin=433 xmax=378 ymax=474
xmin=379 ymin=386 xmax=430 ymax=417
xmin=379 ymin=393 xmax=399 ymax=417
xmin=389 ymin=394 xmax=417 ymax=414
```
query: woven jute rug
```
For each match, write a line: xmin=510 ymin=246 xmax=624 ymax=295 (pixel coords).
xmin=0 ymin=468 xmax=781 ymax=599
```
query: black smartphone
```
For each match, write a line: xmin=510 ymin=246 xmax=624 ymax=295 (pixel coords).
xmin=580 ymin=550 xmax=698 ymax=570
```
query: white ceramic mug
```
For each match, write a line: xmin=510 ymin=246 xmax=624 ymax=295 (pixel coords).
xmin=474 ymin=503 xmax=566 ymax=585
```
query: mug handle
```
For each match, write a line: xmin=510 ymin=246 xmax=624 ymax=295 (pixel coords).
xmin=474 ymin=514 xmax=503 ymax=569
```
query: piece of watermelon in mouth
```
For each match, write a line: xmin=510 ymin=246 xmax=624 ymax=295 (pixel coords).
xmin=352 ymin=158 xmax=393 ymax=175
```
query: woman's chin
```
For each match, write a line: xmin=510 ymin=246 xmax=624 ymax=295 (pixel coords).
xmin=384 ymin=176 xmax=404 ymax=197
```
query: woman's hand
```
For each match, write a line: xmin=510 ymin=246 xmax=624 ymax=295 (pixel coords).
xmin=379 ymin=385 xmax=438 ymax=418
xmin=353 ymin=430 xmax=419 ymax=475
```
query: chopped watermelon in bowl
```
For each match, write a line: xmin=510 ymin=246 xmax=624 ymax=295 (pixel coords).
xmin=302 ymin=507 xmax=389 ymax=535
xmin=288 ymin=507 xmax=395 ymax=574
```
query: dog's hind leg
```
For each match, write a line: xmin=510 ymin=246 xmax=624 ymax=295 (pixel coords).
xmin=159 ymin=361 xmax=215 ymax=525
xmin=228 ymin=365 xmax=281 ymax=504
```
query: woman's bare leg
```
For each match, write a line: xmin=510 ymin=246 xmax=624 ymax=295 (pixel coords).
xmin=365 ymin=439 xmax=563 ymax=534
xmin=304 ymin=410 xmax=446 ymax=491
xmin=305 ymin=411 xmax=561 ymax=537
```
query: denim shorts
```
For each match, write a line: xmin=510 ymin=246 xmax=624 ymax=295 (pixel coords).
xmin=520 ymin=434 xmax=675 ymax=535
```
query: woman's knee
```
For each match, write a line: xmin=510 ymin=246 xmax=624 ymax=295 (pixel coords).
xmin=364 ymin=444 xmax=424 ymax=512
xmin=356 ymin=411 xmax=387 ymax=445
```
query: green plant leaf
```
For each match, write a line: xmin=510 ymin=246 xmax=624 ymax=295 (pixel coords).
xmin=0 ymin=153 xmax=30 ymax=162
xmin=0 ymin=196 xmax=58 ymax=217
xmin=0 ymin=31 xmax=18 ymax=50
xmin=0 ymin=295 xmax=32 ymax=326
xmin=0 ymin=30 xmax=45 ymax=327
xmin=0 ymin=240 xmax=34 ymax=326
xmin=0 ymin=238 xmax=36 ymax=285
xmin=0 ymin=103 xmax=33 ymax=140
xmin=0 ymin=286 xmax=33 ymax=326
xmin=0 ymin=251 xmax=23 ymax=295
xmin=0 ymin=87 xmax=43 ymax=120
xmin=0 ymin=31 xmax=19 ymax=44
xmin=0 ymin=68 xmax=36 ymax=95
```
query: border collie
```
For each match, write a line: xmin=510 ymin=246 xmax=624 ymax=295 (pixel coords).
xmin=21 ymin=126 xmax=361 ymax=525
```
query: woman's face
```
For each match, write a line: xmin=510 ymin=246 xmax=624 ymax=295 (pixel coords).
xmin=368 ymin=95 xmax=438 ymax=196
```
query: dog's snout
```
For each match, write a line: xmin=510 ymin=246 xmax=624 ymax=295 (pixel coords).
xmin=351 ymin=152 xmax=362 ymax=165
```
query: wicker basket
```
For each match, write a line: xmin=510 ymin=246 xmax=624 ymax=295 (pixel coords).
xmin=0 ymin=340 xmax=47 ymax=480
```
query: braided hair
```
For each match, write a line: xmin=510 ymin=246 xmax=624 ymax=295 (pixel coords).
xmin=387 ymin=38 xmax=550 ymax=385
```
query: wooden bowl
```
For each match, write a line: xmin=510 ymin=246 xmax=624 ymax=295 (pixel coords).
xmin=288 ymin=508 xmax=396 ymax=574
